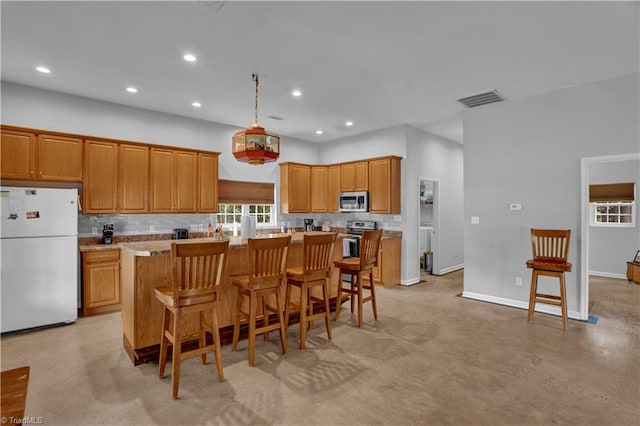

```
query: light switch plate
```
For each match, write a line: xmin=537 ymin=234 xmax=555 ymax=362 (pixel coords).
xmin=509 ymin=203 xmax=522 ymax=211
xmin=471 ymin=216 xmax=480 ymax=225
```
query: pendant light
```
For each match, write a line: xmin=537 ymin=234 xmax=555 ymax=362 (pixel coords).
xmin=232 ymin=74 xmax=280 ymax=165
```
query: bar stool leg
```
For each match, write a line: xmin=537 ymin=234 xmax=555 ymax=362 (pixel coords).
xmin=232 ymin=291 xmax=243 ymax=351
xmin=322 ymin=279 xmax=332 ymax=340
xmin=158 ymin=307 xmax=169 ymax=378
xmin=527 ymin=270 xmax=539 ymax=321
xmin=369 ymin=271 xmax=378 ymax=320
xmin=171 ymin=308 xmax=182 ymax=399
xmin=335 ymin=274 xmax=343 ymax=321
xmin=210 ymin=306 xmax=224 ymax=381
xmin=284 ymin=281 xmax=293 ymax=328
xmin=357 ymin=273 xmax=364 ymax=328
xmin=299 ymin=283 xmax=307 ymax=349
xmin=262 ymin=295 xmax=270 ymax=342
xmin=248 ymin=292 xmax=258 ymax=366
xmin=560 ymin=273 xmax=568 ymax=331
xmin=275 ymin=290 xmax=288 ymax=354
xmin=199 ymin=310 xmax=207 ymax=364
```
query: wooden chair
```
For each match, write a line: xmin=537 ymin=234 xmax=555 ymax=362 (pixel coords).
xmin=284 ymin=233 xmax=337 ymax=349
xmin=232 ymin=235 xmax=291 ymax=366
xmin=155 ymin=241 xmax=229 ymax=399
xmin=526 ymin=229 xmax=572 ymax=330
xmin=333 ymin=229 xmax=383 ymax=328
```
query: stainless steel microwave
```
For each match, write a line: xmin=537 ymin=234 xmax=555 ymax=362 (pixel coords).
xmin=339 ymin=191 xmax=368 ymax=212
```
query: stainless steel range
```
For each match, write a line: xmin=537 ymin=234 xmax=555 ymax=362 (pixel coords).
xmin=342 ymin=219 xmax=377 ymax=258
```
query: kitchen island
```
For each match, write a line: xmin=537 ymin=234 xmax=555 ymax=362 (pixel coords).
xmin=119 ymin=232 xmax=345 ymax=364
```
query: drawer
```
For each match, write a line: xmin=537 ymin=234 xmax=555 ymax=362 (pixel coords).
xmin=84 ymin=249 xmax=120 ymax=263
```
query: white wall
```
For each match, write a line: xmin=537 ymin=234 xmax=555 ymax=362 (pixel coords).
xmin=1 ymin=82 xmax=320 ymax=184
xmin=588 ymin=159 xmax=640 ymax=277
xmin=462 ymin=72 xmax=639 ymax=318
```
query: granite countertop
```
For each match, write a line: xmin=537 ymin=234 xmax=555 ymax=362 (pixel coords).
xmin=79 ymin=229 xmax=402 ymax=255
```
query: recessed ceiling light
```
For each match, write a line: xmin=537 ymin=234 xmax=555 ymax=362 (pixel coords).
xmin=192 ymin=102 xmax=202 ymax=107
xmin=292 ymin=90 xmax=302 ymax=97
xmin=35 ymin=66 xmax=51 ymax=74
xmin=345 ymin=121 xmax=354 ymax=127
xmin=183 ymin=54 xmax=197 ymax=62
xmin=126 ymin=87 xmax=138 ymax=93
xmin=315 ymin=130 xmax=323 ymax=135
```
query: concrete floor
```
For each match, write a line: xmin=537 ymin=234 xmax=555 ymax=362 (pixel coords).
xmin=1 ymin=271 xmax=639 ymax=425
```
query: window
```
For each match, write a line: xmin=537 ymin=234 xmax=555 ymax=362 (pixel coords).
xmin=591 ymin=202 xmax=634 ymax=227
xmin=217 ymin=203 xmax=275 ymax=227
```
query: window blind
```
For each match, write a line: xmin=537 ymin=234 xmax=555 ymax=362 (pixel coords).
xmin=218 ymin=179 xmax=275 ymax=204
xmin=589 ymin=182 xmax=635 ymax=202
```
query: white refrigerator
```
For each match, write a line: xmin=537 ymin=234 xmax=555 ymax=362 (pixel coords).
xmin=1 ymin=187 xmax=78 ymax=333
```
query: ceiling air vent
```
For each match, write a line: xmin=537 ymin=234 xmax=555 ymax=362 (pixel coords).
xmin=457 ymin=89 xmax=505 ymax=108
xmin=268 ymin=115 xmax=284 ymax=121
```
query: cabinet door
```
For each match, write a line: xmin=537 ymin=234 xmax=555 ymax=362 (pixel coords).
xmin=340 ymin=163 xmax=355 ymax=192
xmin=84 ymin=140 xmax=118 ymax=213
xmin=327 ymin=165 xmax=341 ymax=212
xmin=198 ymin=153 xmax=218 ymax=213
xmin=311 ymin=166 xmax=327 ymax=212
xmin=280 ymin=163 xmax=311 ymax=213
xmin=82 ymin=250 xmax=120 ymax=316
xmin=150 ymin=148 xmax=175 ymax=212
xmin=38 ymin=134 xmax=83 ymax=181
xmin=0 ymin=129 xmax=36 ymax=180
xmin=369 ymin=157 xmax=401 ymax=214
xmin=119 ymin=144 xmax=149 ymax=213
xmin=353 ymin=161 xmax=369 ymax=191
xmin=174 ymin=150 xmax=198 ymax=212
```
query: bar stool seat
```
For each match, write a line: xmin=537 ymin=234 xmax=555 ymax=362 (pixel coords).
xmin=284 ymin=233 xmax=337 ymax=349
xmin=333 ymin=229 xmax=382 ymax=328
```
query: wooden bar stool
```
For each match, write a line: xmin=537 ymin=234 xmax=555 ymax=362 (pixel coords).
xmin=284 ymin=233 xmax=337 ymax=349
xmin=526 ymin=229 xmax=572 ymax=330
xmin=155 ymin=240 xmax=229 ymax=399
xmin=333 ymin=229 xmax=383 ymax=328
xmin=232 ymin=235 xmax=291 ymax=366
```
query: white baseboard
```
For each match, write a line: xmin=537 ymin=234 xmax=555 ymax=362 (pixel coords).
xmin=589 ymin=271 xmax=627 ymax=280
xmin=437 ymin=263 xmax=464 ymax=275
xmin=461 ymin=291 xmax=581 ymax=320
xmin=401 ymin=277 xmax=421 ymax=286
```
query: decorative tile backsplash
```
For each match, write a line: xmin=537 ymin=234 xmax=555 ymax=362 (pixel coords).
xmin=79 ymin=212 xmax=403 ymax=237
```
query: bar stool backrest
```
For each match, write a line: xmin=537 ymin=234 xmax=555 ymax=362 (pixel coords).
xmin=530 ymin=229 xmax=571 ymax=263
xmin=171 ymin=241 xmax=229 ymax=308
xmin=247 ymin=235 xmax=291 ymax=290
xmin=302 ymin=233 xmax=337 ymax=281
xmin=359 ymin=229 xmax=383 ymax=269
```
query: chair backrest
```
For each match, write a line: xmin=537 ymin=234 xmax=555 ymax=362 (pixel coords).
xmin=302 ymin=233 xmax=337 ymax=281
xmin=171 ymin=240 xmax=229 ymax=307
xmin=530 ymin=229 xmax=571 ymax=263
xmin=247 ymin=235 xmax=291 ymax=290
xmin=359 ymin=229 xmax=383 ymax=269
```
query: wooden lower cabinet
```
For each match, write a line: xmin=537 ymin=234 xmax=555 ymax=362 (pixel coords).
xmin=371 ymin=239 xmax=401 ymax=287
xmin=82 ymin=250 xmax=121 ymax=316
xmin=627 ymin=262 xmax=640 ymax=284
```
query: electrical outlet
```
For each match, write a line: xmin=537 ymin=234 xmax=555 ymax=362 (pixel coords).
xmin=190 ymin=224 xmax=197 ymax=231
xmin=91 ymin=227 xmax=98 ymax=234
xmin=515 ymin=277 xmax=523 ymax=286
xmin=149 ymin=225 xmax=155 ymax=232
xmin=471 ymin=216 xmax=480 ymax=225
xmin=198 ymin=224 xmax=203 ymax=231
xmin=509 ymin=203 xmax=522 ymax=211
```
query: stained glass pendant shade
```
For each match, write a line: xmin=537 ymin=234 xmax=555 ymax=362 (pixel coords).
xmin=232 ymin=74 xmax=280 ymax=165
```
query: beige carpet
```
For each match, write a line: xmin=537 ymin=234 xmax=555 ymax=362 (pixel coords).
xmin=1 ymin=271 xmax=639 ymax=425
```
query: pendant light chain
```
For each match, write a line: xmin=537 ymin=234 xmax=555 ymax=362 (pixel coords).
xmin=253 ymin=73 xmax=259 ymax=125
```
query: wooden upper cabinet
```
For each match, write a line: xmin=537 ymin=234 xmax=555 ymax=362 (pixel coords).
xmin=119 ymin=144 xmax=149 ymax=213
xmin=327 ymin=165 xmax=341 ymax=212
xmin=37 ymin=134 xmax=83 ymax=181
xmin=174 ymin=150 xmax=197 ymax=212
xmin=0 ymin=128 xmax=82 ymax=182
xmin=280 ymin=162 xmax=311 ymax=213
xmin=150 ymin=148 xmax=197 ymax=213
xmin=310 ymin=166 xmax=328 ymax=212
xmin=84 ymin=140 xmax=119 ymax=213
xmin=150 ymin=148 xmax=176 ymax=212
xmin=340 ymin=161 xmax=368 ymax=192
xmin=1 ymin=128 xmax=36 ymax=180
xmin=369 ymin=156 xmax=401 ymax=214
xmin=198 ymin=153 xmax=218 ymax=213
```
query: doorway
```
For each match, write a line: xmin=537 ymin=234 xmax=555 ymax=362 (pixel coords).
xmin=418 ymin=178 xmax=439 ymax=276
xmin=580 ymin=152 xmax=640 ymax=320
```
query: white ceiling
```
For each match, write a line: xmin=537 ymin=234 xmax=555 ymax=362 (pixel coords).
xmin=1 ymin=1 xmax=638 ymax=144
